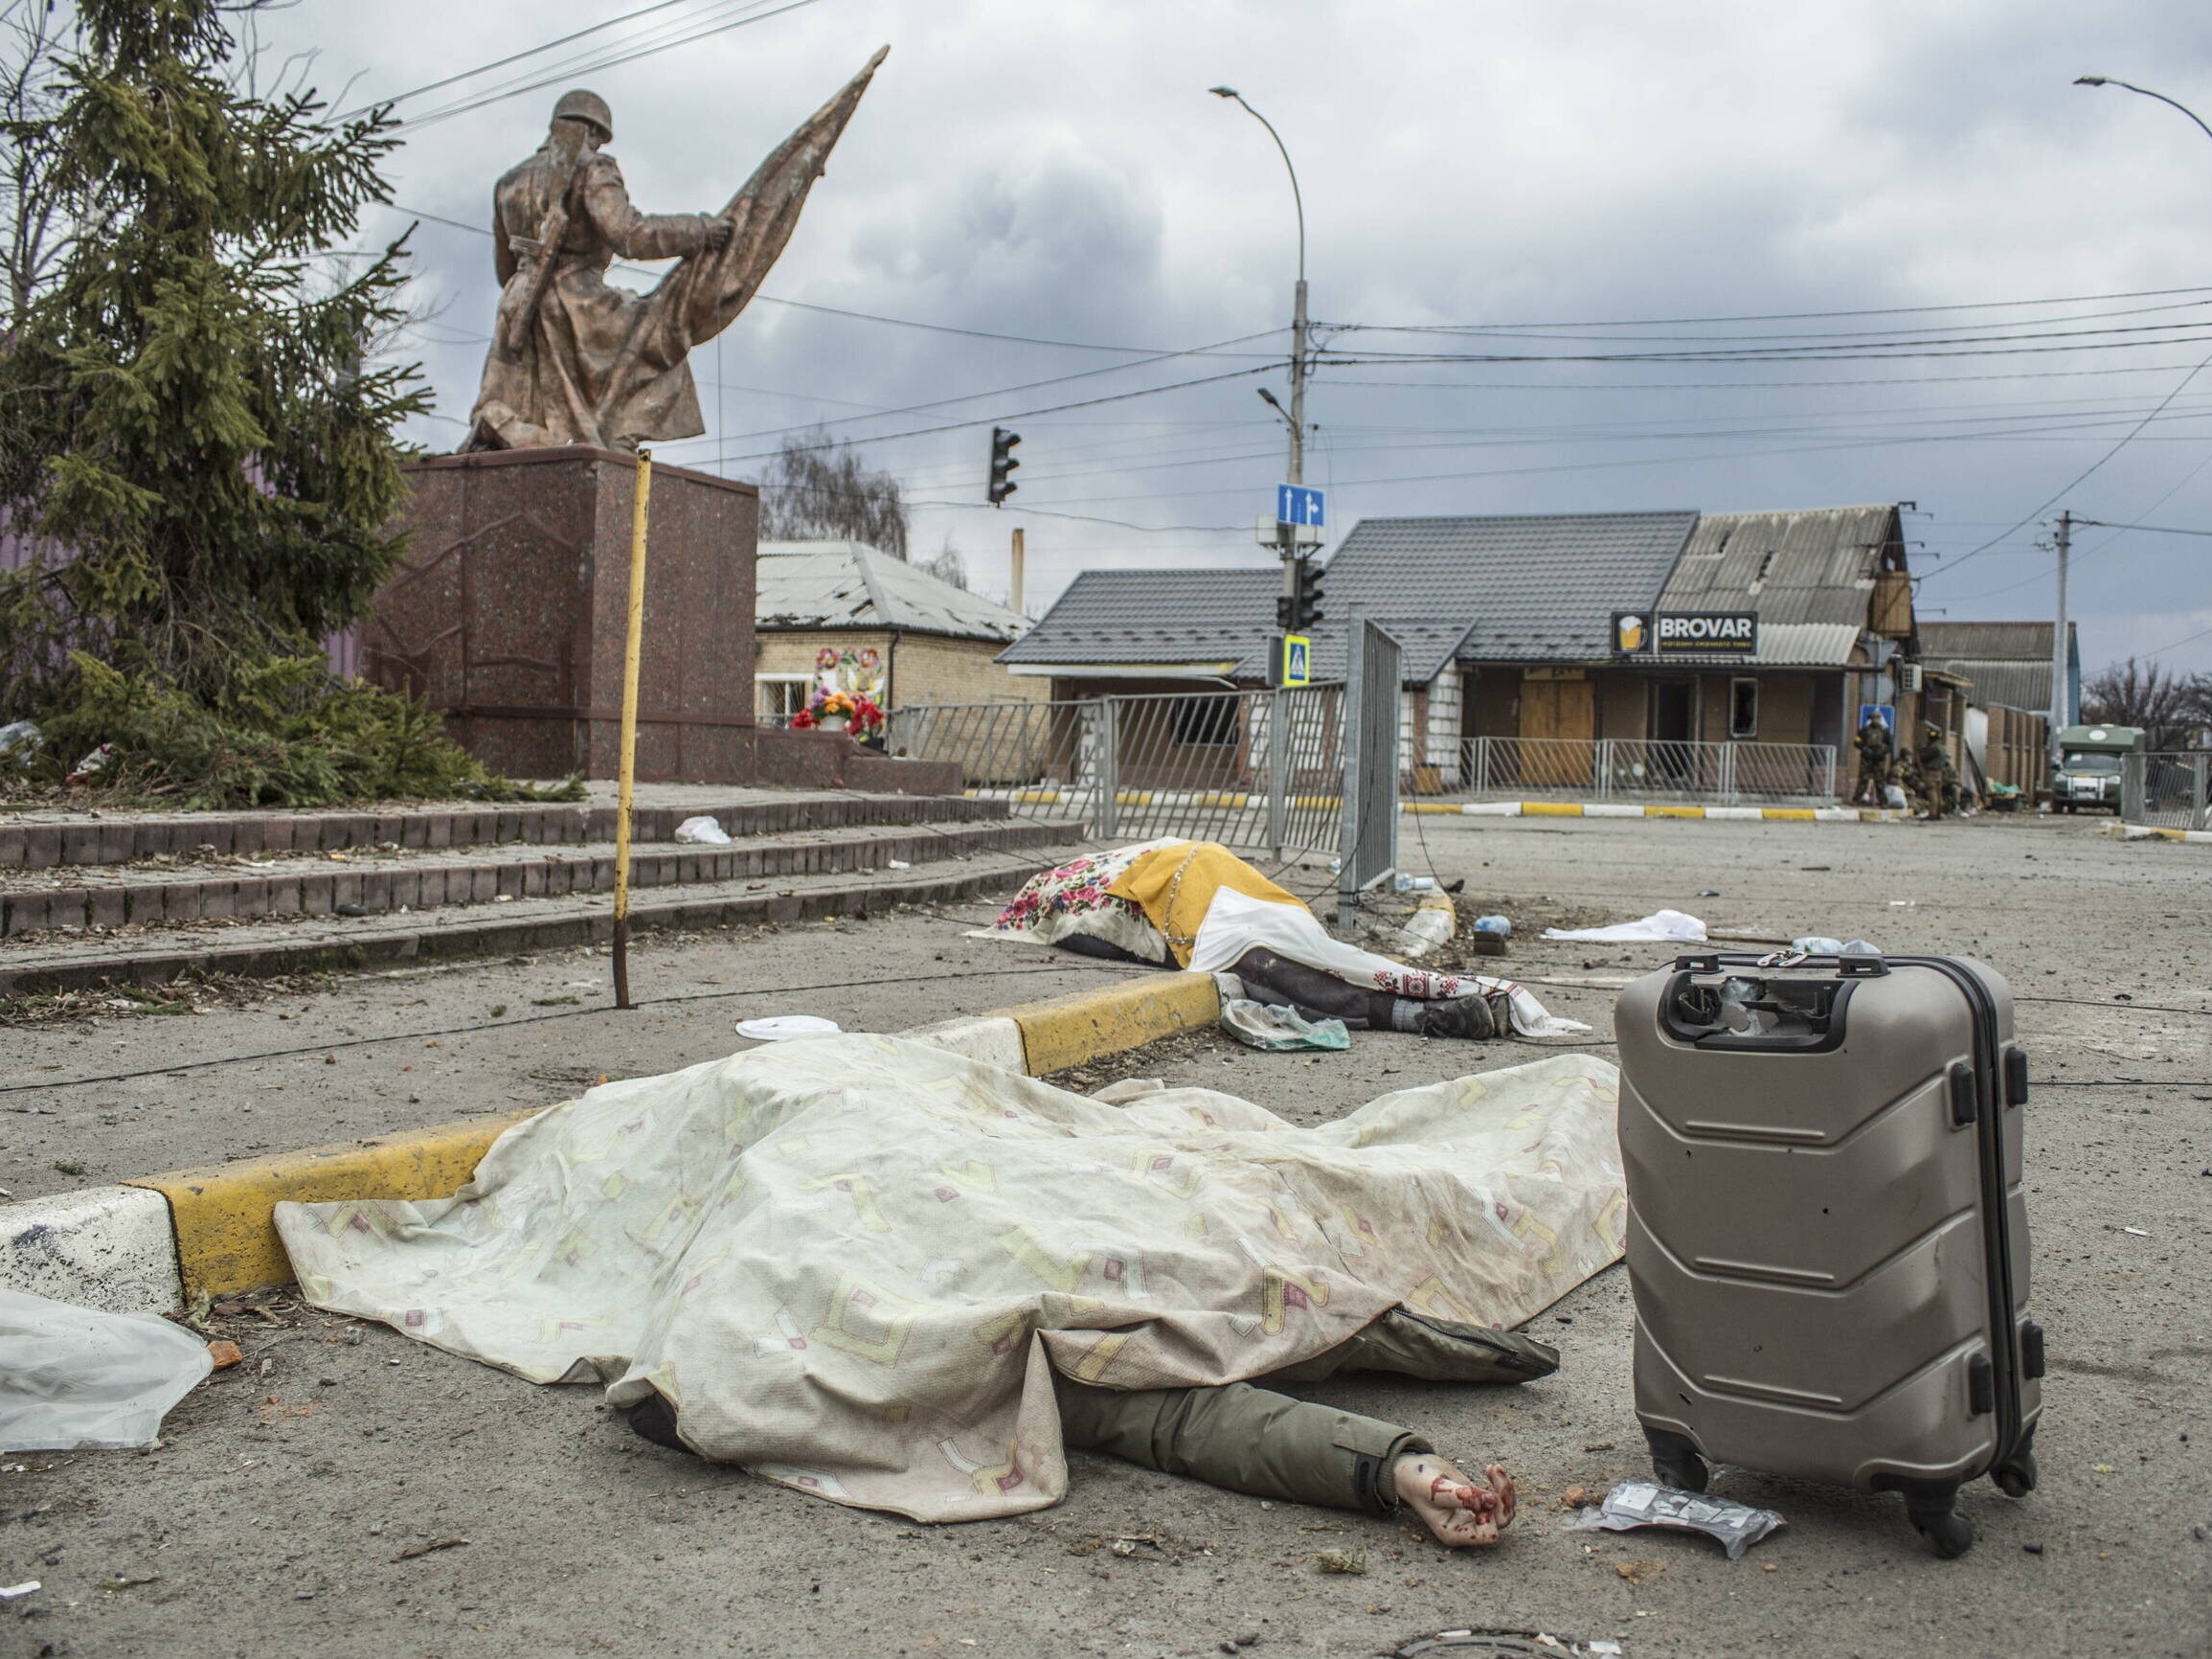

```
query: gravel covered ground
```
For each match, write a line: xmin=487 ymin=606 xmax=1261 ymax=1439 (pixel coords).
xmin=3 ymin=812 xmax=2207 ymax=1658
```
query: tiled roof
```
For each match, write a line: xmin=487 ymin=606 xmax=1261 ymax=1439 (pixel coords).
xmin=756 ymin=540 xmax=1030 ymax=642
xmin=995 ymin=566 xmax=1473 ymax=685
xmin=1321 ymin=511 xmax=1699 ymax=663
xmin=1656 ymin=505 xmax=1903 ymax=663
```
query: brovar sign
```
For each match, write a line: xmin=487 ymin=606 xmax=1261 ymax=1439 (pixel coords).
xmin=1654 ymin=611 xmax=1758 ymax=655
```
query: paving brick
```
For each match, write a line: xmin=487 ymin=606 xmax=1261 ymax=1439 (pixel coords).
xmin=519 ymin=861 xmax=549 ymax=898
xmin=197 ymin=880 xmax=237 ymax=921
xmin=59 ymin=825 xmax=101 ymax=866
xmin=361 ymin=870 xmax=394 ymax=912
xmin=228 ymin=819 xmax=263 ymax=857
xmin=7 ymin=893 xmax=51 ymax=934
xmin=264 ymin=875 xmax=303 ymax=918
xmin=298 ymin=873 xmax=335 ymax=915
xmin=423 ymin=813 xmax=453 ymax=850
xmin=85 ymin=886 xmax=128 ymax=931
xmin=467 ymin=867 xmax=499 ymax=905
xmin=158 ymin=883 xmax=200 ymax=924
xmin=332 ymin=871 xmax=366 ymax=910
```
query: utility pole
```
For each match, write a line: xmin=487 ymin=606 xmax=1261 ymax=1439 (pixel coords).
xmin=2050 ymin=510 xmax=2071 ymax=767
xmin=1009 ymin=526 xmax=1025 ymax=617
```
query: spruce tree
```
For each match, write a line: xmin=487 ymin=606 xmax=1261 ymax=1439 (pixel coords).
xmin=0 ymin=0 xmax=551 ymax=805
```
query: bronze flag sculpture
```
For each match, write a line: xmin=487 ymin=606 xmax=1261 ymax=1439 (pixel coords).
xmin=466 ymin=48 xmax=888 ymax=453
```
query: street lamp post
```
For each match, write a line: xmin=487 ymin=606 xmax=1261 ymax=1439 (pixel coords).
xmin=1209 ymin=86 xmax=1308 ymax=488
xmin=2065 ymin=76 xmax=2212 ymax=756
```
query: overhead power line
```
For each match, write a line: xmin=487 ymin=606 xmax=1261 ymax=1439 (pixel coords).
xmin=1321 ymin=284 xmax=2212 ymax=332
xmin=333 ymin=0 xmax=708 ymax=120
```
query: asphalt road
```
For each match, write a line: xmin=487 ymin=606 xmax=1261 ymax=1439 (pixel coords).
xmin=4 ymin=813 xmax=2208 ymax=1659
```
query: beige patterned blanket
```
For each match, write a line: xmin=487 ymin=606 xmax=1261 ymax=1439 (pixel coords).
xmin=277 ymin=1036 xmax=1624 ymax=1522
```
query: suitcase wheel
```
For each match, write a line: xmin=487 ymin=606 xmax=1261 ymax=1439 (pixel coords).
xmin=1643 ymin=1429 xmax=1708 ymax=1493
xmin=1912 ymin=1508 xmax=1975 ymax=1559
xmin=1994 ymin=1449 xmax=2038 ymax=1499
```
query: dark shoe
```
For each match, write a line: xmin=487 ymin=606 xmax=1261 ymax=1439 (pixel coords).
xmin=1415 ymin=994 xmax=1497 ymax=1040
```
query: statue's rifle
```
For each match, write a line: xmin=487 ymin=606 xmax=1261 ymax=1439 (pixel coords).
xmin=494 ymin=152 xmax=593 ymax=357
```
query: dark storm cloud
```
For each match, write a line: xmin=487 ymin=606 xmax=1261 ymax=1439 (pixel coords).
xmin=262 ymin=0 xmax=2212 ymax=670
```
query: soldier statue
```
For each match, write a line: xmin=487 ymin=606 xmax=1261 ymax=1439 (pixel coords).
xmin=467 ymin=50 xmax=886 ymax=453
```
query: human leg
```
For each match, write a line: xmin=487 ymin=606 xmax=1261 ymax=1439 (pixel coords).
xmin=1229 ymin=948 xmax=1503 ymax=1040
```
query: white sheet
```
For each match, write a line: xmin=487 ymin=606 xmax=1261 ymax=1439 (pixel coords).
xmin=1541 ymin=908 xmax=1707 ymax=944
xmin=277 ymin=1036 xmax=1627 ymax=1523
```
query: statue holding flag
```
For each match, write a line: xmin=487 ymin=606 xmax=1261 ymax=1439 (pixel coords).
xmin=466 ymin=48 xmax=887 ymax=453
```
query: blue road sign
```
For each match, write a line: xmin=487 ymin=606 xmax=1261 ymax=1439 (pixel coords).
xmin=1859 ymin=703 xmax=1895 ymax=735
xmin=1276 ymin=484 xmax=1325 ymax=527
xmin=1283 ymin=633 xmax=1312 ymax=687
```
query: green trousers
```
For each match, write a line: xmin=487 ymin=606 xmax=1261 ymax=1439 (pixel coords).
xmin=1055 ymin=1309 xmax=1557 ymax=1515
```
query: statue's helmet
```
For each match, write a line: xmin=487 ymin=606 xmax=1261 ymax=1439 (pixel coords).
xmin=552 ymin=89 xmax=613 ymax=141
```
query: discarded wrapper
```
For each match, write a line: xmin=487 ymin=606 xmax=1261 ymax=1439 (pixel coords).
xmin=1565 ymin=1479 xmax=1785 ymax=1560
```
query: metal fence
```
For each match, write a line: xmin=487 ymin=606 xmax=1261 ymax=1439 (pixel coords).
xmin=886 ymin=683 xmax=1353 ymax=855
xmin=1339 ymin=620 xmax=1402 ymax=926
xmin=2121 ymin=752 xmax=2212 ymax=830
xmin=1452 ymin=736 xmax=1840 ymax=805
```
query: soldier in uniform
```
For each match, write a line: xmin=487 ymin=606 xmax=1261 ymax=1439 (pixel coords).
xmin=1915 ymin=724 xmax=1960 ymax=818
xmin=1852 ymin=711 xmax=1894 ymax=806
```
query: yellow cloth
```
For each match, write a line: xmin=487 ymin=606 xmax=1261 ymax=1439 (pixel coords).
xmin=1108 ymin=841 xmax=1305 ymax=966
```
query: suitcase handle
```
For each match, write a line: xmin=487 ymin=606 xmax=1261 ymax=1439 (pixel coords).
xmin=1674 ymin=950 xmax=1889 ymax=978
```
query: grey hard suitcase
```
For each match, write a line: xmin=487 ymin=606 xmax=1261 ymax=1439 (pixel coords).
xmin=1614 ymin=951 xmax=2043 ymax=1557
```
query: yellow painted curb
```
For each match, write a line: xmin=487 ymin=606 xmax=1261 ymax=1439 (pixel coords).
xmin=1522 ymin=802 xmax=1587 ymax=818
xmin=1403 ymin=803 xmax=1461 ymax=815
xmin=126 ymin=1110 xmax=537 ymax=1301
xmin=1643 ymin=806 xmax=1707 ymax=819
xmin=996 ymin=972 xmax=1222 ymax=1077
xmin=1761 ymin=807 xmax=1817 ymax=821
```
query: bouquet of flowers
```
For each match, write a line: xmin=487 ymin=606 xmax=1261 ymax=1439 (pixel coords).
xmin=792 ymin=686 xmax=883 ymax=737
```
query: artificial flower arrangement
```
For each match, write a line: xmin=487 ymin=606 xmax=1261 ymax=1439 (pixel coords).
xmin=792 ymin=685 xmax=884 ymax=737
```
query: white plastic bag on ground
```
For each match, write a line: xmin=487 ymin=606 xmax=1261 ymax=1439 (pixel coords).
xmin=1219 ymin=998 xmax=1351 ymax=1052
xmin=674 ymin=815 xmax=733 ymax=845
xmin=1543 ymin=909 xmax=1707 ymax=944
xmin=1 ymin=1288 xmax=213 ymax=1453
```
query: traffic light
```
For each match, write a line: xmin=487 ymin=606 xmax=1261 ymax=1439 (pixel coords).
xmin=1289 ymin=557 xmax=1323 ymax=630
xmin=987 ymin=426 xmax=1022 ymax=505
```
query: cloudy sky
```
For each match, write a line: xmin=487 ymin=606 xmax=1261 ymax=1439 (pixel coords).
xmin=258 ymin=0 xmax=2212 ymax=675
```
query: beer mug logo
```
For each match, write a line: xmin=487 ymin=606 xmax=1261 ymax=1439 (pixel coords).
xmin=1615 ymin=614 xmax=1646 ymax=652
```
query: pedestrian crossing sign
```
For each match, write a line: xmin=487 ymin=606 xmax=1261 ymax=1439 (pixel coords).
xmin=1281 ymin=633 xmax=1311 ymax=687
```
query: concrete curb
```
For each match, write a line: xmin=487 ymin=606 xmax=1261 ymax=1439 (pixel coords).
xmin=1404 ymin=802 xmax=1900 ymax=822
xmin=4 ymin=963 xmax=1228 ymax=1313
xmin=973 ymin=788 xmax=1897 ymax=823
xmin=2100 ymin=820 xmax=2212 ymax=844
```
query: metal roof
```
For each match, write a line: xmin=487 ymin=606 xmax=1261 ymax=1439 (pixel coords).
xmin=1654 ymin=504 xmax=1904 ymax=664
xmin=1321 ymin=511 xmax=1699 ymax=663
xmin=756 ymin=540 xmax=1030 ymax=643
xmin=1917 ymin=622 xmax=2073 ymax=713
xmin=995 ymin=566 xmax=1472 ymax=685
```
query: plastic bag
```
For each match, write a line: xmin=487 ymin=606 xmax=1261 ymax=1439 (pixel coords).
xmin=1219 ymin=998 xmax=1350 ymax=1052
xmin=1 ymin=1288 xmax=214 ymax=1453
xmin=0 ymin=720 xmax=41 ymax=765
xmin=1474 ymin=914 xmax=1511 ymax=937
xmin=64 ymin=742 xmax=116 ymax=785
xmin=674 ymin=815 xmax=732 ymax=845
xmin=1884 ymin=784 xmax=1908 ymax=810
xmin=1790 ymin=937 xmax=1881 ymax=956
xmin=1564 ymin=1479 xmax=1786 ymax=1560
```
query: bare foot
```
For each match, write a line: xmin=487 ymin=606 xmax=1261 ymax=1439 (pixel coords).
xmin=1391 ymin=1453 xmax=1517 ymax=1547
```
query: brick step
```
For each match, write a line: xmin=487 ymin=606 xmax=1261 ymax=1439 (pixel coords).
xmin=0 ymin=791 xmax=1009 ymax=872
xmin=0 ymin=819 xmax=1079 ymax=940
xmin=0 ymin=849 xmax=1079 ymax=1001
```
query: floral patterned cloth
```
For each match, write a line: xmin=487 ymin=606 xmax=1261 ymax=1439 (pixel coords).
xmin=983 ymin=839 xmax=1178 ymax=961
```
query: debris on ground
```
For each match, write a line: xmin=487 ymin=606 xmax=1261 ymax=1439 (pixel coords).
xmin=1565 ymin=1480 xmax=1786 ymax=1560
xmin=674 ymin=815 xmax=732 ymax=845
xmin=1219 ymin=997 xmax=1350 ymax=1052
xmin=2 ymin=1287 xmax=214 ymax=1453
xmin=1542 ymin=910 xmax=1706 ymax=944
xmin=393 ymin=1537 xmax=470 ymax=1561
xmin=1313 ymin=1549 xmax=1368 ymax=1574
xmin=206 ymin=1340 xmax=242 ymax=1370
xmin=1394 ymin=1633 xmax=1622 ymax=1658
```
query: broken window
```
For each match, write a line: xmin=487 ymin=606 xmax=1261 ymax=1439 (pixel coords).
xmin=1169 ymin=696 xmax=1240 ymax=747
xmin=1729 ymin=677 xmax=1759 ymax=739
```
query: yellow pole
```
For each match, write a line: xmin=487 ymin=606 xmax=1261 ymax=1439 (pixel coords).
xmin=612 ymin=448 xmax=653 ymax=1011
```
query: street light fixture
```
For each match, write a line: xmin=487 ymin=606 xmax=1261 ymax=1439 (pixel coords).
xmin=2073 ymin=76 xmax=2212 ymax=144
xmin=1209 ymin=85 xmax=1310 ymax=488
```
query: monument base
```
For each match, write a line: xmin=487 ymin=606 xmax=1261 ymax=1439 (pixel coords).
xmin=368 ymin=448 xmax=759 ymax=783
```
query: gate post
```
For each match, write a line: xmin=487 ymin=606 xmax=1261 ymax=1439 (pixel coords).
xmin=1267 ymin=687 xmax=1288 ymax=861
xmin=1081 ymin=699 xmax=1120 ymax=838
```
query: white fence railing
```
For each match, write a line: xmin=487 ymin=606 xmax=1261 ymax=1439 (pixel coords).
xmin=1451 ymin=736 xmax=1840 ymax=805
xmin=885 ymin=684 xmax=1355 ymax=855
